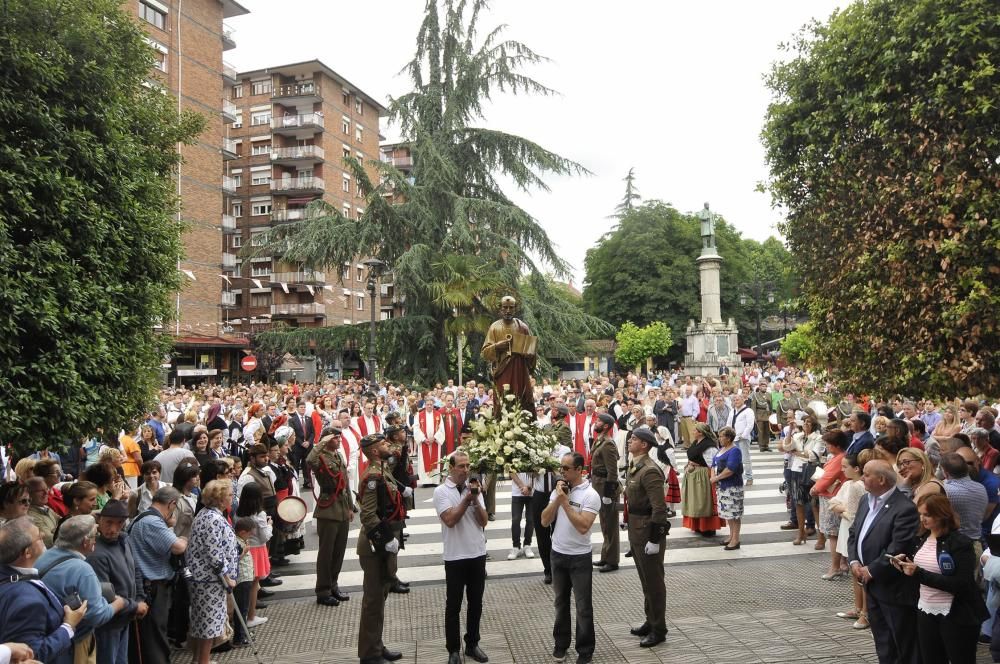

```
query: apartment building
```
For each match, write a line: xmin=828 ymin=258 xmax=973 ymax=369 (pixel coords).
xmin=224 ymin=60 xmax=389 ymax=343
xmin=129 ymin=0 xmax=251 ymax=385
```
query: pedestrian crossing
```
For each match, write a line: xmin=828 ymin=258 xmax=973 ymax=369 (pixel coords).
xmin=267 ymin=451 xmax=819 ymax=598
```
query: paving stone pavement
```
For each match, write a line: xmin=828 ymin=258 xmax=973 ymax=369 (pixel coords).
xmin=166 ymin=554 xmax=997 ymax=664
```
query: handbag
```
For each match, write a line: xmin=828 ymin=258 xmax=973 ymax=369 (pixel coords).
xmin=811 ymin=465 xmax=825 ymax=483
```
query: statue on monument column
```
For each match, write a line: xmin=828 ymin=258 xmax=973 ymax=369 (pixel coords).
xmin=481 ymin=296 xmax=538 ymax=415
xmin=698 ymin=202 xmax=716 ymax=249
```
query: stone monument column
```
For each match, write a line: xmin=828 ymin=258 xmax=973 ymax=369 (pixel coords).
xmin=697 ymin=252 xmax=722 ymax=324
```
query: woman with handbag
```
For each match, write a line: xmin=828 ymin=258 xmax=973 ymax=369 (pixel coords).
xmin=894 ymin=493 xmax=988 ymax=663
xmin=710 ymin=427 xmax=744 ymax=550
xmin=783 ymin=415 xmax=823 ymax=546
xmin=810 ymin=430 xmax=847 ymax=579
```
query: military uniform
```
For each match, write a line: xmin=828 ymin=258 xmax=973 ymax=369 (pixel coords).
xmin=357 ymin=454 xmax=405 ymax=663
xmin=589 ymin=432 xmax=621 ymax=567
xmin=307 ymin=441 xmax=354 ymax=602
xmin=626 ymin=453 xmax=669 ymax=640
xmin=750 ymin=391 xmax=773 ymax=451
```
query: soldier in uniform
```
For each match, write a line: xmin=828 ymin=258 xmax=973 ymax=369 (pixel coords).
xmin=625 ymin=428 xmax=669 ymax=648
xmin=750 ymin=383 xmax=774 ymax=452
xmin=385 ymin=423 xmax=415 ymax=594
xmin=356 ymin=433 xmax=405 ymax=664
xmin=589 ymin=412 xmax=621 ymax=573
xmin=307 ymin=426 xmax=355 ymax=607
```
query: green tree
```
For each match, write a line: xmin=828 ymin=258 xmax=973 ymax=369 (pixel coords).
xmin=615 ymin=321 xmax=673 ymax=372
xmin=611 ymin=168 xmax=641 ymax=219
xmin=779 ymin=322 xmax=818 ymax=366
xmin=258 ymin=0 xmax=608 ymax=383
xmin=0 ymin=0 xmax=204 ymax=456
xmin=762 ymin=0 xmax=1000 ymax=396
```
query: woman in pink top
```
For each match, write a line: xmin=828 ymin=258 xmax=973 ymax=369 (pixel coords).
xmin=894 ymin=494 xmax=988 ymax=664
xmin=810 ymin=430 xmax=847 ymax=579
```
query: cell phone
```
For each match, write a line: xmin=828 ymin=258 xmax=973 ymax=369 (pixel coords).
xmin=65 ymin=586 xmax=83 ymax=611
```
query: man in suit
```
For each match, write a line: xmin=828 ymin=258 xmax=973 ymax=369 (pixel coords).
xmin=845 ymin=410 xmax=875 ymax=456
xmin=0 ymin=517 xmax=88 ymax=663
xmin=847 ymin=460 xmax=919 ymax=664
xmin=289 ymin=400 xmax=313 ymax=489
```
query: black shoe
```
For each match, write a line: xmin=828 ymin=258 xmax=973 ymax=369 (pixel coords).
xmin=254 ymin=602 xmax=268 ymax=609
xmin=332 ymin=589 xmax=350 ymax=602
xmin=598 ymin=563 xmax=619 ymax=573
xmin=464 ymin=645 xmax=489 ymax=662
xmin=592 ymin=560 xmax=606 ymax=567
xmin=724 ymin=543 xmax=741 ymax=551
xmin=267 ymin=569 xmax=281 ymax=578
xmin=381 ymin=647 xmax=402 ymax=661
xmin=552 ymin=646 xmax=567 ymax=661
xmin=624 ymin=550 xmax=633 ymax=558
xmin=699 ymin=531 xmax=716 ymax=538
xmin=978 ymin=634 xmax=992 ymax=644
xmin=210 ymin=641 xmax=233 ymax=654
xmin=575 ymin=654 xmax=592 ymax=664
xmin=396 ymin=580 xmax=410 ymax=588
xmin=639 ymin=633 xmax=666 ymax=648
xmin=270 ymin=557 xmax=291 ymax=567
xmin=389 ymin=581 xmax=410 ymax=594
xmin=316 ymin=595 xmax=340 ymax=607
xmin=630 ymin=623 xmax=651 ymax=637
xmin=257 ymin=588 xmax=275 ymax=598
xmin=260 ymin=576 xmax=282 ymax=587
xmin=543 ymin=573 xmax=552 ymax=585
xmin=448 ymin=652 xmax=462 ymax=664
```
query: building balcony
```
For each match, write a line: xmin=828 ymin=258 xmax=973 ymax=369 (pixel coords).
xmin=271 ymin=208 xmax=309 ymax=223
xmin=390 ymin=155 xmax=413 ymax=169
xmin=222 ymin=99 xmax=237 ymax=122
xmin=270 ymin=113 xmax=324 ymax=137
xmin=271 ymin=176 xmax=324 ymax=195
xmin=222 ymin=61 xmax=237 ymax=85
xmin=270 ymin=145 xmax=325 ymax=165
xmin=222 ymin=176 xmax=238 ymax=194
xmin=271 ymin=270 xmax=326 ymax=286
xmin=271 ymin=303 xmax=326 ymax=318
xmin=221 ymin=137 xmax=238 ymax=160
xmin=272 ymin=80 xmax=321 ymax=104
xmin=221 ymin=253 xmax=237 ymax=271
xmin=221 ymin=214 xmax=237 ymax=233
xmin=221 ymin=291 xmax=238 ymax=308
xmin=222 ymin=23 xmax=236 ymax=51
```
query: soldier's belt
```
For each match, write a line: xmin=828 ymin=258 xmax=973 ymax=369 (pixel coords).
xmin=629 ymin=508 xmax=652 ymax=516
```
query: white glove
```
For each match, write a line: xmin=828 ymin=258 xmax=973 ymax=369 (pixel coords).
xmin=644 ymin=541 xmax=660 ymax=555
xmin=384 ymin=538 xmax=400 ymax=554
xmin=601 ymin=496 xmax=612 ymax=505
xmin=402 ymin=487 xmax=413 ymax=498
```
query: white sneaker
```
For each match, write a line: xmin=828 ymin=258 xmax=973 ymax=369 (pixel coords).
xmin=246 ymin=616 xmax=268 ymax=628
xmin=523 ymin=546 xmax=535 ymax=559
xmin=507 ymin=547 xmax=521 ymax=561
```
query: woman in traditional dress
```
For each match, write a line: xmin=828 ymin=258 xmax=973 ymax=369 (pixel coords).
xmin=681 ymin=423 xmax=725 ymax=537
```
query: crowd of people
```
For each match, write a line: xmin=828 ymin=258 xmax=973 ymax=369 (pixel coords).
xmin=0 ymin=363 xmax=998 ymax=663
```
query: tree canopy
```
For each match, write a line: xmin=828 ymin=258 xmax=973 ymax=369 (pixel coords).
xmin=615 ymin=321 xmax=673 ymax=371
xmin=258 ymin=0 xmax=609 ymax=383
xmin=762 ymin=0 xmax=999 ymax=397
xmin=0 ymin=0 xmax=204 ymax=455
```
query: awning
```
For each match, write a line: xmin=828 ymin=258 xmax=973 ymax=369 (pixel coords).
xmin=172 ymin=335 xmax=249 ymax=348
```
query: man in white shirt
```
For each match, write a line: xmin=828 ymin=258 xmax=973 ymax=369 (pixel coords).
xmin=678 ymin=387 xmax=700 ymax=448
xmin=152 ymin=430 xmax=195 ymax=485
xmin=433 ymin=452 xmax=489 ymax=664
xmin=729 ymin=394 xmax=756 ymax=486
xmin=541 ymin=452 xmax=600 ymax=664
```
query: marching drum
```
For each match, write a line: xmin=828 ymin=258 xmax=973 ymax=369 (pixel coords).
xmin=768 ymin=413 xmax=781 ymax=434
xmin=275 ymin=495 xmax=307 ymax=534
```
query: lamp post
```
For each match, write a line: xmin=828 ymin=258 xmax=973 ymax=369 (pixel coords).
xmin=363 ymin=258 xmax=386 ymax=384
xmin=738 ymin=280 xmax=776 ymax=358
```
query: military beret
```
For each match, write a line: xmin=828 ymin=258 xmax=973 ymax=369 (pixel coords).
xmin=360 ymin=433 xmax=386 ymax=449
xmin=630 ymin=427 xmax=657 ymax=447
xmin=553 ymin=404 xmax=569 ymax=417
xmin=597 ymin=413 xmax=616 ymax=427
xmin=384 ymin=424 xmax=406 ymax=438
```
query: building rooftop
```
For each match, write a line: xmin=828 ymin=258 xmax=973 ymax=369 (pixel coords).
xmin=238 ymin=58 xmax=388 ymax=115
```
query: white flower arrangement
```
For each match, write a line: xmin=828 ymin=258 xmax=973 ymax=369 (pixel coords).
xmin=464 ymin=393 xmax=560 ymax=475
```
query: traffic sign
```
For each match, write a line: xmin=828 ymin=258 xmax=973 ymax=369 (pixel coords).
xmin=240 ymin=355 xmax=258 ymax=372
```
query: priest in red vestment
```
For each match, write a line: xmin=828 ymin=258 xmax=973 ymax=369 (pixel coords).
xmin=413 ymin=398 xmax=444 ymax=485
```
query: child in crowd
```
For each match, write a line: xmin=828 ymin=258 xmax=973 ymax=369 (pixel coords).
xmin=232 ymin=516 xmax=257 ymax=646
xmin=236 ymin=482 xmax=272 ymax=628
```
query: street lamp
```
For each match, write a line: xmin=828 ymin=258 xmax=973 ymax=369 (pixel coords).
xmin=738 ymin=280 xmax=776 ymax=358
xmin=363 ymin=258 xmax=386 ymax=384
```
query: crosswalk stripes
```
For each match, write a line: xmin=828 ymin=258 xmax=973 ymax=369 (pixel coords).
xmin=266 ymin=451 xmax=817 ymax=598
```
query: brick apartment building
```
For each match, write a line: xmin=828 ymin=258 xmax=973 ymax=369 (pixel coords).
xmin=223 ymin=60 xmax=394 ymax=376
xmin=129 ymin=0 xmax=251 ymax=385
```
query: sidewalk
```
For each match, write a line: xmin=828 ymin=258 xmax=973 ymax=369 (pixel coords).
xmin=170 ymin=553 xmax=993 ymax=663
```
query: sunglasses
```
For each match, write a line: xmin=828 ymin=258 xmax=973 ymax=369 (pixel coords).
xmin=559 ymin=465 xmax=577 ymax=471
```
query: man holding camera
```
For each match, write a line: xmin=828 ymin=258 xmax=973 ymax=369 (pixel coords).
xmin=433 ymin=452 xmax=489 ymax=664
xmin=541 ymin=452 xmax=600 ymax=664
xmin=588 ymin=413 xmax=621 ymax=573
xmin=625 ymin=429 xmax=669 ymax=648
xmin=356 ymin=434 xmax=405 ymax=664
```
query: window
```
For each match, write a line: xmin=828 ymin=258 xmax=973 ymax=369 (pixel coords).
xmin=139 ymin=1 xmax=166 ymax=30
xmin=342 ymin=147 xmax=351 ymax=161
xmin=250 ymin=110 xmax=271 ymax=126
xmin=251 ymin=171 xmax=270 ymax=186
xmin=231 ymin=174 xmax=242 ymax=188
xmin=297 ymin=168 xmax=313 ymax=178
xmin=357 ymin=296 xmax=365 ymax=310
xmin=342 ymin=91 xmax=350 ymax=106
xmin=251 ymin=232 xmax=268 ymax=246
xmin=231 ymin=235 xmax=242 ymax=248
xmin=356 ymin=207 xmax=364 ymax=219
xmin=251 ymin=79 xmax=272 ymax=96
xmin=251 ymin=263 xmax=272 ymax=278
xmin=233 ymin=112 xmax=242 ymax=129
xmin=251 ymin=142 xmax=271 ymax=156
xmin=356 ymin=151 xmax=364 ymax=161
xmin=356 ymin=266 xmax=363 ymax=282
xmin=232 ymin=85 xmax=243 ymax=99
xmin=251 ymin=201 xmax=272 ymax=216
xmin=355 ymin=98 xmax=363 ymax=115
xmin=251 ymin=293 xmax=271 ymax=308
xmin=341 ymin=117 xmax=350 ymax=134
xmin=231 ymin=202 xmax=242 ymax=217
xmin=380 ymin=310 xmax=392 ymax=321
xmin=153 ymin=50 xmax=167 ymax=72
xmin=342 ymin=175 xmax=350 ymax=193
xmin=341 ymin=264 xmax=349 ymax=282
xmin=355 ymin=125 xmax=363 ymax=142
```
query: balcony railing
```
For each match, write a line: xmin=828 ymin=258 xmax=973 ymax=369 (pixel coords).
xmin=221 ymin=253 xmax=237 ymax=269
xmin=272 ymin=80 xmax=318 ymax=100
xmin=270 ymin=176 xmax=324 ymax=193
xmin=391 ymin=155 xmax=413 ymax=169
xmin=221 ymin=214 xmax=236 ymax=232
xmin=271 ymin=145 xmax=325 ymax=161
xmin=222 ymin=99 xmax=237 ymax=121
xmin=271 ymin=270 xmax=326 ymax=285
xmin=221 ymin=136 xmax=237 ymax=157
xmin=222 ymin=23 xmax=236 ymax=50
xmin=271 ymin=113 xmax=325 ymax=131
xmin=271 ymin=303 xmax=326 ymax=317
xmin=271 ymin=208 xmax=308 ymax=222
xmin=222 ymin=176 xmax=238 ymax=194
xmin=221 ymin=292 xmax=237 ymax=307
xmin=222 ymin=61 xmax=237 ymax=82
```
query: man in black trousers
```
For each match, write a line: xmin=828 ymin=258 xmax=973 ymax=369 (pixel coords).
xmin=847 ymin=458 xmax=919 ymax=664
xmin=534 ymin=404 xmax=572 ymax=584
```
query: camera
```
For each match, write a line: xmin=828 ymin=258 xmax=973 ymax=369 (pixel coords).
xmin=64 ymin=586 xmax=83 ymax=611
xmin=469 ymin=478 xmax=481 ymax=495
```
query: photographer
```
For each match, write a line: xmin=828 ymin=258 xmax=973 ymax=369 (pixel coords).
xmin=534 ymin=403 xmax=573 ymax=584
xmin=541 ymin=452 xmax=600 ymax=664
xmin=433 ymin=452 xmax=489 ymax=664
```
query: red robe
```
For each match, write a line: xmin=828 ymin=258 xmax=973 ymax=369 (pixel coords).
xmin=566 ymin=413 xmax=593 ymax=464
xmin=440 ymin=407 xmax=464 ymax=456
xmin=355 ymin=414 xmax=382 ymax=436
xmin=417 ymin=411 xmax=443 ymax=472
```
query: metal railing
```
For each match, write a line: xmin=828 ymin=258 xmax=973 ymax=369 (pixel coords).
xmin=222 ymin=99 xmax=237 ymax=118
xmin=271 ymin=145 xmax=324 ymax=161
xmin=221 ymin=253 xmax=237 ymax=269
xmin=271 ymin=270 xmax=326 ymax=284
xmin=272 ymin=80 xmax=318 ymax=99
xmin=222 ymin=61 xmax=237 ymax=80
xmin=222 ymin=176 xmax=238 ymax=193
xmin=270 ymin=176 xmax=324 ymax=192
xmin=221 ymin=292 xmax=237 ymax=306
xmin=271 ymin=302 xmax=326 ymax=317
xmin=271 ymin=208 xmax=308 ymax=222
xmin=222 ymin=136 xmax=237 ymax=155
xmin=221 ymin=214 xmax=236 ymax=232
xmin=270 ymin=113 xmax=324 ymax=130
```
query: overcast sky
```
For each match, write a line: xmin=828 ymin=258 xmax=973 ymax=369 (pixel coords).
xmin=227 ymin=0 xmax=844 ymax=285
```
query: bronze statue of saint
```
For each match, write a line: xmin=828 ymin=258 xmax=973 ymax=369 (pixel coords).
xmin=481 ymin=296 xmax=537 ymax=415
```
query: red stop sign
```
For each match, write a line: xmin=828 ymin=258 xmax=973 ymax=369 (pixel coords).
xmin=240 ymin=355 xmax=258 ymax=372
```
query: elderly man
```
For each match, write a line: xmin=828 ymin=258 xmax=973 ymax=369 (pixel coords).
xmin=847 ymin=460 xmax=919 ymax=664
xmin=707 ymin=395 xmax=731 ymax=434
xmin=25 ymin=477 xmax=58 ymax=548
xmin=36 ymin=515 xmax=127 ymax=664
xmin=0 ymin=518 xmax=88 ymax=663
xmin=86 ymin=501 xmax=146 ymax=664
